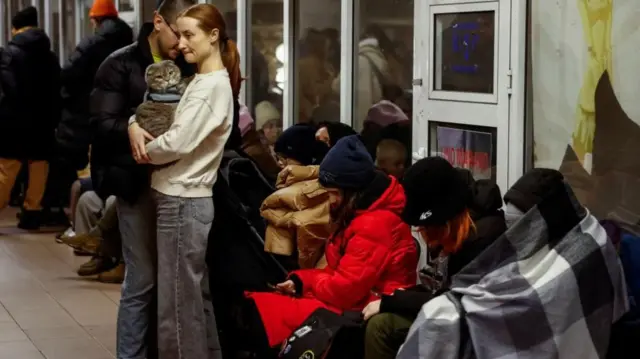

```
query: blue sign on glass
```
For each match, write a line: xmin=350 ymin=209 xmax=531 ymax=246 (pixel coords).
xmin=450 ymin=21 xmax=480 ymax=74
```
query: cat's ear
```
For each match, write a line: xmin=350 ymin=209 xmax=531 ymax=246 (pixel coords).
xmin=209 ymin=28 xmax=220 ymax=45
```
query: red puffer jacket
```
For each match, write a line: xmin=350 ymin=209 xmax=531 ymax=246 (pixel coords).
xmin=246 ymin=176 xmax=418 ymax=346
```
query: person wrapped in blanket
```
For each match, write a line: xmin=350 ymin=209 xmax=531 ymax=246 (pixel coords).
xmin=261 ymin=124 xmax=331 ymax=269
xmin=361 ymin=157 xmax=507 ymax=359
xmin=244 ymin=135 xmax=418 ymax=357
xmin=396 ymin=168 xmax=628 ymax=359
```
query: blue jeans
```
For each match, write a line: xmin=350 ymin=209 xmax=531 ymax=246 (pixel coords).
xmin=153 ymin=191 xmax=221 ymax=359
xmin=116 ymin=192 xmax=157 ymax=359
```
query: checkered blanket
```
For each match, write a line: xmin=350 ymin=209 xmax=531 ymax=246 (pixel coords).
xmin=397 ymin=182 xmax=629 ymax=359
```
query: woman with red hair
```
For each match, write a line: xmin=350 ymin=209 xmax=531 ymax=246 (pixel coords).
xmin=362 ymin=157 xmax=507 ymax=359
xmin=133 ymin=3 xmax=242 ymax=359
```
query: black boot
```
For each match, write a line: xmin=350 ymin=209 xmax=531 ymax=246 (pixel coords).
xmin=17 ymin=210 xmax=42 ymax=230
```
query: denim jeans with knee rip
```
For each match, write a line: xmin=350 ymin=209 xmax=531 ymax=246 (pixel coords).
xmin=116 ymin=191 xmax=157 ymax=359
xmin=153 ymin=191 xmax=221 ymax=359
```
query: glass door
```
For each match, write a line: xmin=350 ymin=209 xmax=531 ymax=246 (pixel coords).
xmin=413 ymin=0 xmax=513 ymax=193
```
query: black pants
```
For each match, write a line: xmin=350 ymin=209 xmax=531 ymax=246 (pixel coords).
xmin=237 ymin=298 xmax=279 ymax=358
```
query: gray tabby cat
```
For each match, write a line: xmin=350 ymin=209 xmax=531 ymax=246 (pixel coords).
xmin=135 ymin=60 xmax=193 ymax=137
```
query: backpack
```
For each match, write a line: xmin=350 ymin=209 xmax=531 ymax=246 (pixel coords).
xmin=279 ymin=308 xmax=364 ymax=359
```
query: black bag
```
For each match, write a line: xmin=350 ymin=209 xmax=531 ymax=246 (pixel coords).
xmin=279 ymin=308 xmax=364 ymax=359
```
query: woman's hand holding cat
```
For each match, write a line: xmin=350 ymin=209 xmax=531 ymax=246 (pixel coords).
xmin=128 ymin=122 xmax=154 ymax=164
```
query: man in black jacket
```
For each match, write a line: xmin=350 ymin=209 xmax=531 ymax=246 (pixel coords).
xmin=0 ymin=7 xmax=61 ymax=230
xmin=89 ymin=1 xmax=198 ymax=358
xmin=46 ymin=0 xmax=133 ymax=226
xmin=56 ymin=0 xmax=133 ymax=170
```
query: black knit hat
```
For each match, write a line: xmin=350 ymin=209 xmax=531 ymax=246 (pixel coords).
xmin=318 ymin=122 xmax=357 ymax=147
xmin=12 ymin=6 xmax=38 ymax=29
xmin=319 ymin=135 xmax=376 ymax=190
xmin=401 ymin=157 xmax=471 ymax=226
xmin=274 ymin=124 xmax=326 ymax=166
xmin=504 ymin=168 xmax=565 ymax=213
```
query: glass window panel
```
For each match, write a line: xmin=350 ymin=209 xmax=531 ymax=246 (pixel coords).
xmin=295 ymin=0 xmax=341 ymax=125
xmin=204 ymin=0 xmax=236 ymax=41
xmin=80 ymin=0 xmax=93 ymax=39
xmin=63 ymin=0 xmax=75 ymax=56
xmin=37 ymin=0 xmax=45 ymax=29
xmin=118 ymin=0 xmax=135 ymax=12
xmin=433 ymin=11 xmax=495 ymax=94
xmin=250 ymin=0 xmax=283 ymax=144
xmin=429 ymin=122 xmax=497 ymax=182
xmin=2 ymin=1 xmax=9 ymax=44
xmin=52 ymin=0 xmax=61 ymax=57
xmin=356 ymin=0 xmax=413 ymax=174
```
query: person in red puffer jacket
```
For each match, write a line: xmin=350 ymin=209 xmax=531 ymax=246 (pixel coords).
xmin=245 ymin=135 xmax=418 ymax=355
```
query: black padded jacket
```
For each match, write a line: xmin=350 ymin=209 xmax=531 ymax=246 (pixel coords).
xmin=56 ymin=17 xmax=133 ymax=170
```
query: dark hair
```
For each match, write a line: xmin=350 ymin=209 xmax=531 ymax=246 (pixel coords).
xmin=330 ymin=190 xmax=360 ymax=242
xmin=179 ymin=4 xmax=243 ymax=99
xmin=12 ymin=6 xmax=38 ymax=29
xmin=157 ymin=0 xmax=197 ymax=24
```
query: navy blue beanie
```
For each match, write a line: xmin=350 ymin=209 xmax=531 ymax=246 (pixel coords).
xmin=274 ymin=124 xmax=326 ymax=165
xmin=319 ymin=135 xmax=376 ymax=190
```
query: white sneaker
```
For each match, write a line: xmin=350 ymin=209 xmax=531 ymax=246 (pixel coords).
xmin=55 ymin=227 xmax=75 ymax=243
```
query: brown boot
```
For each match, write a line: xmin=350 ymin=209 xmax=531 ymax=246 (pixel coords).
xmin=98 ymin=263 xmax=125 ymax=284
xmin=77 ymin=256 xmax=115 ymax=276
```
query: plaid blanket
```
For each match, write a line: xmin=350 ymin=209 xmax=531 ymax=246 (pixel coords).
xmin=397 ymin=182 xmax=629 ymax=359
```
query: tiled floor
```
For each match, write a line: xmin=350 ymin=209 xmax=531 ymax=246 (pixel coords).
xmin=0 ymin=209 xmax=119 ymax=359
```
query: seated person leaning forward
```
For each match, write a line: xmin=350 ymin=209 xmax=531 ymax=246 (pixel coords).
xmin=261 ymin=124 xmax=330 ymax=269
xmin=362 ymin=158 xmax=507 ymax=359
xmin=245 ymin=135 xmax=418 ymax=355
xmin=397 ymin=168 xmax=628 ymax=359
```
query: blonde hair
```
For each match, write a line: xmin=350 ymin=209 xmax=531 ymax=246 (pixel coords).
xmin=419 ymin=209 xmax=475 ymax=254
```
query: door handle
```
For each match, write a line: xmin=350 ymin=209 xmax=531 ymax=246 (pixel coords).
xmin=412 ymin=78 xmax=423 ymax=86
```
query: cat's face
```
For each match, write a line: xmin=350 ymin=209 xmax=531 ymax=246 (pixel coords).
xmin=145 ymin=60 xmax=182 ymax=92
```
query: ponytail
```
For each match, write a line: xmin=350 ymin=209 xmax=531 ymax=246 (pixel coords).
xmin=177 ymin=3 xmax=243 ymax=99
xmin=222 ymin=39 xmax=242 ymax=100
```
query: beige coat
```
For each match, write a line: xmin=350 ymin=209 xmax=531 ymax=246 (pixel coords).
xmin=261 ymin=165 xmax=332 ymax=269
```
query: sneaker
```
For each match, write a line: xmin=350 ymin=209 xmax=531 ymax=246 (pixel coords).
xmin=55 ymin=227 xmax=75 ymax=243
xmin=98 ymin=263 xmax=125 ymax=284
xmin=60 ymin=233 xmax=101 ymax=254
xmin=77 ymin=256 xmax=115 ymax=277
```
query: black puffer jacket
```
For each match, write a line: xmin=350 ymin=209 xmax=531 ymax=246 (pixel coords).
xmin=379 ymin=178 xmax=506 ymax=320
xmin=56 ymin=17 xmax=133 ymax=170
xmin=0 ymin=28 xmax=61 ymax=160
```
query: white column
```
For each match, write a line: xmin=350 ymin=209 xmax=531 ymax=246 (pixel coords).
xmin=237 ymin=0 xmax=250 ymax=106
xmin=74 ymin=0 xmax=82 ymax=45
xmin=282 ymin=0 xmax=295 ymax=130
xmin=44 ymin=0 xmax=53 ymax=41
xmin=340 ymin=0 xmax=356 ymax=126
